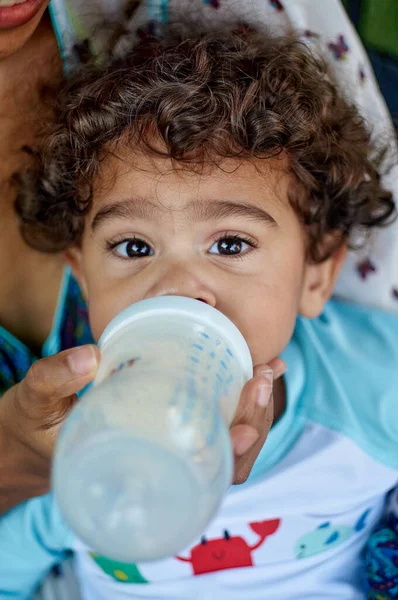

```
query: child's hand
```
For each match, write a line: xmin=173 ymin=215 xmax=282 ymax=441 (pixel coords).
xmin=230 ymin=358 xmax=286 ymax=484
xmin=0 ymin=345 xmax=99 ymax=513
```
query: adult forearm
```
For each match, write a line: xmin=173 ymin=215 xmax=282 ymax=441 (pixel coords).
xmin=0 ymin=420 xmax=50 ymax=515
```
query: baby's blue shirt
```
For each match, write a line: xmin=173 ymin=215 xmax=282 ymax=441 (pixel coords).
xmin=1 ymin=298 xmax=397 ymax=599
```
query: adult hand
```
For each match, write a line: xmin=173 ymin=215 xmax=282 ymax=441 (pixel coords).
xmin=0 ymin=345 xmax=99 ymax=514
xmin=230 ymin=358 xmax=286 ymax=484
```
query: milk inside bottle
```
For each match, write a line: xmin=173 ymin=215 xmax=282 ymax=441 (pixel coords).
xmin=53 ymin=296 xmax=253 ymax=562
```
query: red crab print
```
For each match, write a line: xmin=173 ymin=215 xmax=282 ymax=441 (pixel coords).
xmin=176 ymin=519 xmax=280 ymax=575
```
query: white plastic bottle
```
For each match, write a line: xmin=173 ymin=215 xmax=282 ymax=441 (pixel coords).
xmin=52 ymin=297 xmax=252 ymax=563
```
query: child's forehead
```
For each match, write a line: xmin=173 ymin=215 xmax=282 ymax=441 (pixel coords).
xmin=91 ymin=149 xmax=293 ymax=216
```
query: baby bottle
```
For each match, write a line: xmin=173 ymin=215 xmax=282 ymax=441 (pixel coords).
xmin=52 ymin=296 xmax=252 ymax=563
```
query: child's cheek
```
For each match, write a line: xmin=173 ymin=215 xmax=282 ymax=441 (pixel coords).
xmin=235 ymin=280 xmax=302 ymax=365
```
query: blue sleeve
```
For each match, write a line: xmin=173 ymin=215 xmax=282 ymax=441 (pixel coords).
xmin=296 ymin=300 xmax=398 ymax=470
xmin=0 ymin=493 xmax=73 ymax=599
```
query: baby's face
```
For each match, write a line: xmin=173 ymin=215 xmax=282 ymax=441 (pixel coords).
xmin=69 ymin=151 xmax=343 ymax=367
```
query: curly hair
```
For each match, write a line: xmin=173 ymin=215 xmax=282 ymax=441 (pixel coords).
xmin=15 ymin=25 xmax=395 ymax=261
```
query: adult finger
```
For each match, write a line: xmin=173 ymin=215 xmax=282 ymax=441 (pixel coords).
xmin=230 ymin=369 xmax=274 ymax=484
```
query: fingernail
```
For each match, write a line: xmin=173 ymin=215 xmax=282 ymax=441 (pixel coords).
xmin=67 ymin=346 xmax=98 ymax=376
xmin=260 ymin=369 xmax=273 ymax=385
xmin=256 ymin=376 xmax=272 ymax=407
xmin=234 ymin=430 xmax=259 ymax=456
xmin=273 ymin=361 xmax=287 ymax=379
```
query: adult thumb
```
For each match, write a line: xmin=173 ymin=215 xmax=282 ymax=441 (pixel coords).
xmin=17 ymin=345 xmax=99 ymax=420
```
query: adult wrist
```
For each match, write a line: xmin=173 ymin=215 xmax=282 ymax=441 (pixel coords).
xmin=0 ymin=419 xmax=50 ymax=515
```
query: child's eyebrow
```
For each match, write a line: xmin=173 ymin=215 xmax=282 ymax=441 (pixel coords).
xmin=92 ymin=196 xmax=158 ymax=230
xmin=91 ymin=197 xmax=277 ymax=230
xmin=190 ymin=199 xmax=277 ymax=225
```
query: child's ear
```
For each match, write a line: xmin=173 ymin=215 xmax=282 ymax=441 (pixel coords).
xmin=299 ymin=243 xmax=347 ymax=319
xmin=64 ymin=246 xmax=88 ymax=300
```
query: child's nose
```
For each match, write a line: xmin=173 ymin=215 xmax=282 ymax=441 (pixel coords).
xmin=144 ymin=264 xmax=217 ymax=307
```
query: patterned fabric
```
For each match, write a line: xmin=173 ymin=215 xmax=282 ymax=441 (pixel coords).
xmin=58 ymin=276 xmax=92 ymax=352
xmin=364 ymin=527 xmax=398 ymax=599
xmin=0 ymin=333 xmax=36 ymax=398
xmin=0 ymin=273 xmax=92 ymax=397
xmin=365 ymin=490 xmax=398 ymax=599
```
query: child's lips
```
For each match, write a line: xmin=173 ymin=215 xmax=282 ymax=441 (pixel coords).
xmin=0 ymin=0 xmax=46 ymax=30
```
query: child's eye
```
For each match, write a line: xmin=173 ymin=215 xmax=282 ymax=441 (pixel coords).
xmin=113 ymin=238 xmax=154 ymax=258
xmin=209 ymin=235 xmax=256 ymax=257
